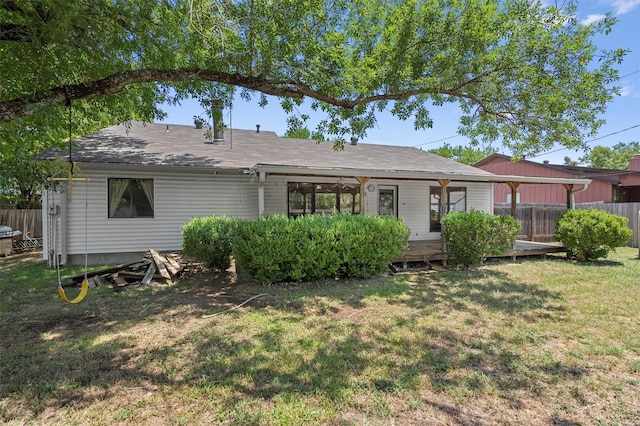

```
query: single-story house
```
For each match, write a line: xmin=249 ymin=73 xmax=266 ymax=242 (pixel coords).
xmin=41 ymin=122 xmax=591 ymax=265
xmin=475 ymin=153 xmax=640 ymax=204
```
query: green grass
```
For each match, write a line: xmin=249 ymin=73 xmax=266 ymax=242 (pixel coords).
xmin=1 ymin=249 xmax=640 ymax=424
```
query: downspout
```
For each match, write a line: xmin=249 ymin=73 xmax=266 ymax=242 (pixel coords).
xmin=60 ymin=189 xmax=68 ymax=266
xmin=565 ymin=183 xmax=590 ymax=209
xmin=258 ymin=170 xmax=266 ymax=218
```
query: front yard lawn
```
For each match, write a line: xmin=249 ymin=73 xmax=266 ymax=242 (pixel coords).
xmin=1 ymin=249 xmax=639 ymax=424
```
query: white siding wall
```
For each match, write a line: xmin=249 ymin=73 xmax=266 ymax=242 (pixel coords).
xmin=263 ymin=175 xmax=287 ymax=216
xmin=395 ymin=180 xmax=431 ymax=240
xmin=55 ymin=168 xmax=494 ymax=259
xmin=465 ymin=182 xmax=493 ymax=213
xmin=345 ymin=179 xmax=491 ymax=241
xmin=63 ymin=168 xmax=258 ymax=256
xmin=262 ymin=176 xmax=493 ymax=242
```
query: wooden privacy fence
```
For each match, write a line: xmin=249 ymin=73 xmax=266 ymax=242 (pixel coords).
xmin=0 ymin=209 xmax=42 ymax=238
xmin=494 ymin=203 xmax=566 ymax=243
xmin=494 ymin=202 xmax=640 ymax=248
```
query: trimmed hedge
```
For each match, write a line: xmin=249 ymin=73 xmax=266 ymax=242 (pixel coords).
xmin=441 ymin=210 xmax=520 ymax=269
xmin=181 ymin=216 xmax=241 ymax=270
xmin=233 ymin=213 xmax=410 ymax=283
xmin=555 ymin=209 xmax=632 ymax=260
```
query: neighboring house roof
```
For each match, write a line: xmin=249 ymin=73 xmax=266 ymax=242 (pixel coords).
xmin=43 ymin=122 xmax=591 ymax=185
xmin=475 ymin=153 xmax=634 ymax=186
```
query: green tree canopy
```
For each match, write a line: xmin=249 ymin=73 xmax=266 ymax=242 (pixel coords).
xmin=284 ymin=127 xmax=312 ymax=139
xmin=579 ymin=142 xmax=640 ymax=169
xmin=429 ymin=143 xmax=498 ymax=165
xmin=0 ymin=0 xmax=627 ymax=159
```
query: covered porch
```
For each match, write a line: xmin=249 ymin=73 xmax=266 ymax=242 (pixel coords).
xmin=250 ymin=164 xmax=590 ymax=267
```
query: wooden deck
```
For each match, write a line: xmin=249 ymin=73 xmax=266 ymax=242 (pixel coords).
xmin=394 ymin=239 xmax=565 ymax=263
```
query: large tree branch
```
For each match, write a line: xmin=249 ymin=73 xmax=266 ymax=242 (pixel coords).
xmin=0 ymin=67 xmax=486 ymax=123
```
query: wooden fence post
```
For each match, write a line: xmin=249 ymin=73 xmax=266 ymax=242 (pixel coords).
xmin=529 ymin=206 xmax=535 ymax=241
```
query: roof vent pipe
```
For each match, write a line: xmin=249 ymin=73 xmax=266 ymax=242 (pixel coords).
xmin=213 ymin=122 xmax=225 ymax=145
xmin=256 ymin=124 xmax=260 ymax=133
xmin=350 ymin=137 xmax=358 ymax=146
xmin=543 ymin=160 xmax=549 ymax=164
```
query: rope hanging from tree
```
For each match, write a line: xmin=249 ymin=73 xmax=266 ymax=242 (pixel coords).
xmin=50 ymin=94 xmax=90 ymax=303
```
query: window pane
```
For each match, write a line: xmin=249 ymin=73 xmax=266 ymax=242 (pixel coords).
xmin=131 ymin=180 xmax=154 ymax=217
xmin=448 ymin=188 xmax=466 ymax=212
xmin=430 ymin=186 xmax=466 ymax=232
xmin=288 ymin=183 xmax=313 ymax=216
xmin=315 ymin=185 xmax=337 ymax=214
xmin=108 ymin=178 xmax=154 ymax=218
xmin=287 ymin=182 xmax=360 ymax=217
xmin=430 ymin=187 xmax=441 ymax=231
xmin=379 ymin=187 xmax=396 ymax=216
xmin=340 ymin=185 xmax=360 ymax=214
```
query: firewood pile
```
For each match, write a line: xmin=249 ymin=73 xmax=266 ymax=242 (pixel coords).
xmin=65 ymin=248 xmax=189 ymax=290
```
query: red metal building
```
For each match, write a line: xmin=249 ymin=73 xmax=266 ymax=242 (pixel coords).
xmin=475 ymin=154 xmax=640 ymax=204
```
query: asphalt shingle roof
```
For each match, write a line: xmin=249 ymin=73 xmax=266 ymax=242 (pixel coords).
xmin=45 ymin=121 xmax=493 ymax=177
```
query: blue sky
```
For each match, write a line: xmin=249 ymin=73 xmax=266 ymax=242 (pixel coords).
xmin=160 ymin=1 xmax=640 ymax=165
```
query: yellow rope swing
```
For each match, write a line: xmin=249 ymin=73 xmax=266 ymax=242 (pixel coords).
xmin=49 ymin=169 xmax=90 ymax=304
xmin=58 ymin=275 xmax=89 ymax=304
xmin=49 ymin=97 xmax=90 ymax=304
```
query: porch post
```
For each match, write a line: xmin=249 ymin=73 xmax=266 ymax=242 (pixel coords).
xmin=355 ymin=177 xmax=370 ymax=215
xmin=437 ymin=179 xmax=450 ymax=254
xmin=258 ymin=171 xmax=266 ymax=218
xmin=506 ymin=182 xmax=520 ymax=218
xmin=564 ymin=184 xmax=574 ymax=210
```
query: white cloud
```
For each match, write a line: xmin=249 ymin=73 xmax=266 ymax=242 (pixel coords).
xmin=619 ymin=85 xmax=632 ymax=97
xmin=580 ymin=14 xmax=607 ymax=25
xmin=611 ymin=0 xmax=640 ymax=15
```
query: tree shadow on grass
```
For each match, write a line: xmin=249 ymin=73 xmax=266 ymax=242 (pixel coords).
xmin=361 ymin=268 xmax=568 ymax=325
xmin=0 ymin=255 xmax=592 ymax=424
xmin=173 ymin=268 xmax=589 ymax=422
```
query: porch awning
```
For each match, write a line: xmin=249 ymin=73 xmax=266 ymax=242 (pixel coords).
xmin=250 ymin=164 xmax=592 ymax=186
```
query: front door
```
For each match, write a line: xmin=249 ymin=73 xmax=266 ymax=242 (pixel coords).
xmin=378 ymin=185 xmax=398 ymax=216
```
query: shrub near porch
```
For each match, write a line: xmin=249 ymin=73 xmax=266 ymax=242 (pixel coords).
xmin=233 ymin=213 xmax=410 ymax=283
xmin=181 ymin=216 xmax=241 ymax=270
xmin=441 ymin=210 xmax=520 ymax=269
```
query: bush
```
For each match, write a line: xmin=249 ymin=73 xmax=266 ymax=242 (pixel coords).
xmin=181 ymin=216 xmax=241 ymax=270
xmin=233 ymin=213 xmax=410 ymax=284
xmin=555 ymin=209 xmax=632 ymax=260
xmin=441 ymin=210 xmax=520 ymax=269
xmin=332 ymin=214 xmax=411 ymax=278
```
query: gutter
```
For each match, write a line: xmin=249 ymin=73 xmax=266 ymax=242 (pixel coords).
xmin=250 ymin=164 xmax=592 ymax=186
